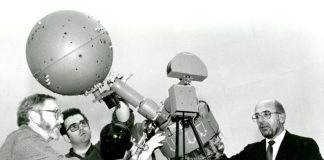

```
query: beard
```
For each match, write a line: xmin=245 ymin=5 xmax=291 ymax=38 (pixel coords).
xmin=258 ymin=124 xmax=274 ymax=139
xmin=49 ymin=127 xmax=61 ymax=141
xmin=39 ymin=117 xmax=61 ymax=141
xmin=260 ymin=128 xmax=273 ymax=138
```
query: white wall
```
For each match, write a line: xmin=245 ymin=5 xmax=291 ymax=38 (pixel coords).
xmin=0 ymin=0 xmax=323 ymax=159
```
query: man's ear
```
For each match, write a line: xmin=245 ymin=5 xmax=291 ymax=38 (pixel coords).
xmin=29 ymin=111 xmax=41 ymax=125
xmin=279 ymin=113 xmax=286 ymax=124
xmin=63 ymin=134 xmax=71 ymax=143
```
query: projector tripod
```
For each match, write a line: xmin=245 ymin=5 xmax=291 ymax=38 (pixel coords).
xmin=174 ymin=112 xmax=210 ymax=160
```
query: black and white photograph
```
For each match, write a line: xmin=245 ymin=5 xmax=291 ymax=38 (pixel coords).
xmin=0 ymin=0 xmax=323 ymax=159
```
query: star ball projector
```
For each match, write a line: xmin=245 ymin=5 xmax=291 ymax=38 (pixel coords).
xmin=26 ymin=10 xmax=113 ymax=95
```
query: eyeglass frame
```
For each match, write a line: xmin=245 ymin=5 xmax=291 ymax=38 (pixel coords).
xmin=252 ymin=110 xmax=281 ymax=121
xmin=66 ymin=119 xmax=89 ymax=132
xmin=32 ymin=109 xmax=62 ymax=120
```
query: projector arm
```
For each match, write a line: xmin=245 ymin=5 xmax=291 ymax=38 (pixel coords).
xmin=105 ymin=77 xmax=171 ymax=130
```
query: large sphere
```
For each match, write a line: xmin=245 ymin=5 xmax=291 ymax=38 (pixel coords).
xmin=26 ymin=10 xmax=113 ymax=95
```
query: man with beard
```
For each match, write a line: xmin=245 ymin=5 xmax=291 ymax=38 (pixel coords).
xmin=0 ymin=93 xmax=78 ymax=160
xmin=218 ymin=99 xmax=322 ymax=160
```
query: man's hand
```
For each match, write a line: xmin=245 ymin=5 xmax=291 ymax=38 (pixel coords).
xmin=138 ymin=133 xmax=165 ymax=160
xmin=214 ymin=134 xmax=226 ymax=160
xmin=106 ymin=72 xmax=133 ymax=84
xmin=115 ymin=101 xmax=131 ymax=122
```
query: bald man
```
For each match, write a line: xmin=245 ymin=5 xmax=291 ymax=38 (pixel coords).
xmin=220 ymin=99 xmax=322 ymax=160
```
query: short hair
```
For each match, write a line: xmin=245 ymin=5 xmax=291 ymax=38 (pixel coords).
xmin=273 ymin=100 xmax=285 ymax=114
xmin=17 ymin=93 xmax=56 ymax=126
xmin=60 ymin=108 xmax=89 ymax=135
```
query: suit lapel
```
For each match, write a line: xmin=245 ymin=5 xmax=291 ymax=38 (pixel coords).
xmin=257 ymin=139 xmax=267 ymax=160
xmin=275 ymin=131 xmax=291 ymax=160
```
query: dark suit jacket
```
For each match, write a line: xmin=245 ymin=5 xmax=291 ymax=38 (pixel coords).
xmin=225 ymin=131 xmax=322 ymax=160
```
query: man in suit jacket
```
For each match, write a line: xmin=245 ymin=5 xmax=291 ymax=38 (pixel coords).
xmin=219 ymin=99 xmax=322 ymax=160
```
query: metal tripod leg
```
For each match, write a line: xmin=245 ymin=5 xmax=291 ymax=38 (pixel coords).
xmin=176 ymin=118 xmax=179 ymax=160
xmin=188 ymin=119 xmax=210 ymax=160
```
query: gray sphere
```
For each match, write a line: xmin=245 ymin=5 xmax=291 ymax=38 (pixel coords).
xmin=26 ymin=10 xmax=113 ymax=95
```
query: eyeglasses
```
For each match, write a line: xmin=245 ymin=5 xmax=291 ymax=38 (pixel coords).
xmin=252 ymin=111 xmax=280 ymax=121
xmin=67 ymin=120 xmax=89 ymax=132
xmin=33 ymin=109 xmax=62 ymax=120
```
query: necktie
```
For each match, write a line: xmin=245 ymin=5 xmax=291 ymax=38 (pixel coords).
xmin=266 ymin=140 xmax=275 ymax=160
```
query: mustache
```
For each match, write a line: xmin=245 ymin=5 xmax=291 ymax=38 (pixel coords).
xmin=258 ymin=123 xmax=270 ymax=128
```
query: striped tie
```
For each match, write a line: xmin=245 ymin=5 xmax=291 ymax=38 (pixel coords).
xmin=266 ymin=140 xmax=275 ymax=160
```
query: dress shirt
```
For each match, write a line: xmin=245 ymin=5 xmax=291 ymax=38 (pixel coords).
xmin=266 ymin=129 xmax=286 ymax=160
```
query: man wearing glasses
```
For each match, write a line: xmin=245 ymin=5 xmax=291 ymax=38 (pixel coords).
xmin=59 ymin=100 xmax=135 ymax=159
xmin=218 ymin=99 xmax=322 ymax=160
xmin=0 ymin=93 xmax=78 ymax=160
xmin=59 ymin=108 xmax=101 ymax=159
xmin=60 ymin=104 xmax=165 ymax=160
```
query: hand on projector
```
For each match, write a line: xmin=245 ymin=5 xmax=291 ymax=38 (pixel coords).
xmin=115 ymin=101 xmax=131 ymax=122
xmin=106 ymin=72 xmax=134 ymax=84
xmin=214 ymin=134 xmax=226 ymax=160
xmin=138 ymin=133 xmax=165 ymax=160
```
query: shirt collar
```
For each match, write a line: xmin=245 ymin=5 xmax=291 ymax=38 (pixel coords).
xmin=266 ymin=129 xmax=286 ymax=145
xmin=67 ymin=143 xmax=94 ymax=158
